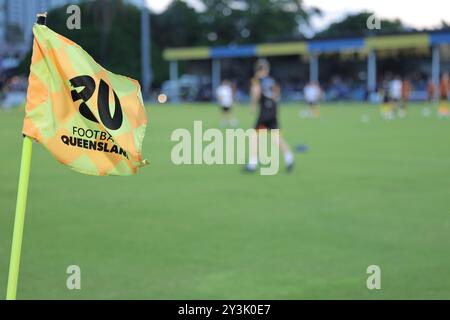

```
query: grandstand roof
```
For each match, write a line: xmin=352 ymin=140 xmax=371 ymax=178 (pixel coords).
xmin=163 ymin=31 xmax=450 ymax=61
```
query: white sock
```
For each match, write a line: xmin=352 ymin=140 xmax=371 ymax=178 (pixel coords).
xmin=284 ymin=152 xmax=294 ymax=165
xmin=248 ymin=156 xmax=258 ymax=169
xmin=230 ymin=118 xmax=238 ymax=127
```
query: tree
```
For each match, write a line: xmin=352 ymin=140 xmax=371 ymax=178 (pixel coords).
xmin=198 ymin=0 xmax=319 ymax=44
xmin=19 ymin=0 xmax=142 ymax=82
xmin=150 ymin=0 xmax=206 ymax=83
xmin=439 ymin=20 xmax=450 ymax=31
xmin=152 ymin=0 xmax=204 ymax=47
xmin=46 ymin=0 xmax=141 ymax=79
xmin=316 ymin=12 xmax=405 ymax=38
xmin=5 ymin=24 xmax=24 ymax=44
xmin=19 ymin=0 xmax=317 ymax=86
xmin=21 ymin=0 xmax=204 ymax=86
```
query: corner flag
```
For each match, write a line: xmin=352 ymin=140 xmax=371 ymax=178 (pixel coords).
xmin=23 ymin=23 xmax=148 ymax=176
xmin=6 ymin=14 xmax=148 ymax=300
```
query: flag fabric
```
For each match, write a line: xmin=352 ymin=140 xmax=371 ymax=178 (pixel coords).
xmin=22 ymin=24 xmax=147 ymax=176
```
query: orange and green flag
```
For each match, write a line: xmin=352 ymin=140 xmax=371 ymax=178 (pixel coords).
xmin=22 ymin=24 xmax=148 ymax=176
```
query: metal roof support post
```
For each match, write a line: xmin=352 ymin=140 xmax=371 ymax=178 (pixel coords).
xmin=309 ymin=53 xmax=319 ymax=83
xmin=212 ymin=59 xmax=221 ymax=101
xmin=367 ymin=50 xmax=377 ymax=93
xmin=140 ymin=3 xmax=152 ymax=100
xmin=170 ymin=60 xmax=179 ymax=103
xmin=431 ymin=45 xmax=440 ymax=101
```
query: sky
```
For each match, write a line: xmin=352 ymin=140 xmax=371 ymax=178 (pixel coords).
xmin=144 ymin=0 xmax=450 ymax=32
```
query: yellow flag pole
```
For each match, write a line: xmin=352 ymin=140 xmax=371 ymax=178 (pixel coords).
xmin=6 ymin=136 xmax=33 ymax=300
xmin=6 ymin=12 xmax=45 ymax=301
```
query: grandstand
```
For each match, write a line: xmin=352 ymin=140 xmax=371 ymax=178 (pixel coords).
xmin=162 ymin=31 xmax=450 ymax=102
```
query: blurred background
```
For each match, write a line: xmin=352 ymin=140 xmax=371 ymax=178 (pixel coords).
xmin=1 ymin=0 xmax=450 ymax=105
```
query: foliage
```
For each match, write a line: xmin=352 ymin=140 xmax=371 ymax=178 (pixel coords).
xmin=316 ymin=12 xmax=405 ymax=38
xmin=19 ymin=0 xmax=315 ymax=85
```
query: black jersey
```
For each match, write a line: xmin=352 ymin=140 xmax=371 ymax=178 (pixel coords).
xmin=255 ymin=76 xmax=279 ymax=129
xmin=258 ymin=76 xmax=278 ymax=120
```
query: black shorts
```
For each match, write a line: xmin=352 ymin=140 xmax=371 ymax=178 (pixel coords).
xmin=255 ymin=117 xmax=278 ymax=130
xmin=221 ymin=106 xmax=232 ymax=112
xmin=256 ymin=97 xmax=278 ymax=129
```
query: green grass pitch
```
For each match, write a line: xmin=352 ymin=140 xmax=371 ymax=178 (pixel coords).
xmin=0 ymin=102 xmax=449 ymax=299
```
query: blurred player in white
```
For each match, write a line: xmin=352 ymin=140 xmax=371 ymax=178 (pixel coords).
xmin=216 ymin=79 xmax=238 ymax=127
xmin=303 ymin=81 xmax=322 ymax=118
xmin=389 ymin=75 xmax=403 ymax=117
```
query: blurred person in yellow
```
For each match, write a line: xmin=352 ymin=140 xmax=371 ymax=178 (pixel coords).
xmin=379 ymin=79 xmax=394 ymax=120
xmin=438 ymin=73 xmax=450 ymax=118
xmin=399 ymin=77 xmax=411 ymax=118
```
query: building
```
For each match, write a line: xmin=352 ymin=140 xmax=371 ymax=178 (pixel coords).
xmin=0 ymin=0 xmax=6 ymax=45
xmin=0 ymin=0 xmax=146 ymax=58
xmin=0 ymin=0 xmax=80 ymax=57
xmin=163 ymin=31 xmax=450 ymax=101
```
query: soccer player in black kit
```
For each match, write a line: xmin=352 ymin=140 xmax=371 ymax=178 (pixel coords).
xmin=245 ymin=59 xmax=294 ymax=172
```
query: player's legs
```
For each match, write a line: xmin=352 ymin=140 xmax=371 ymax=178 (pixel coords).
xmin=245 ymin=127 xmax=259 ymax=172
xmin=307 ymin=101 xmax=313 ymax=117
xmin=381 ymin=98 xmax=394 ymax=120
xmin=226 ymin=106 xmax=238 ymax=127
xmin=391 ymin=98 xmax=399 ymax=116
xmin=438 ymin=98 xmax=450 ymax=118
xmin=421 ymin=98 xmax=433 ymax=117
xmin=307 ymin=101 xmax=319 ymax=118
xmin=399 ymin=99 xmax=407 ymax=118
xmin=245 ymin=128 xmax=294 ymax=173
xmin=271 ymin=132 xmax=294 ymax=172
xmin=311 ymin=102 xmax=320 ymax=118
xmin=220 ymin=106 xmax=230 ymax=127
xmin=220 ymin=106 xmax=239 ymax=127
